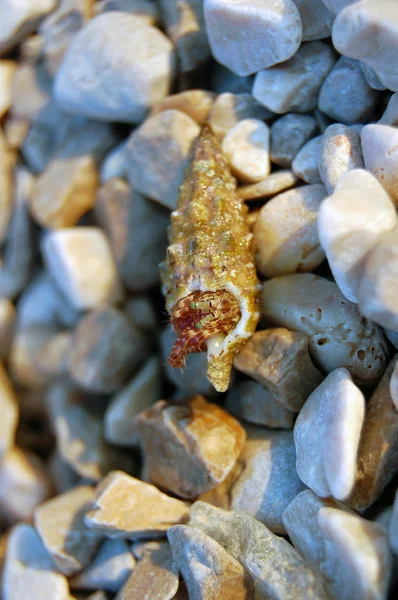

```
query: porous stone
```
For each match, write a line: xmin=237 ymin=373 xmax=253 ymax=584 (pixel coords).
xmin=168 ymin=525 xmax=255 ymax=599
xmin=0 ymin=360 xmax=19 ymax=459
xmin=95 ymin=178 xmax=168 ymax=292
xmin=254 ymin=183 xmax=327 ymax=277
xmin=234 ymin=329 xmax=324 ymax=411
xmin=126 ymin=110 xmax=200 ymax=210
xmin=96 ymin=0 xmax=159 ymax=24
xmin=34 ymin=486 xmax=103 ymax=577
xmin=42 ymin=227 xmax=123 ymax=311
xmin=55 ymin=13 xmax=175 ymax=122
xmin=0 ymin=299 xmax=15 ymax=359
xmin=292 ymin=0 xmax=334 ymax=40
xmin=379 ymin=92 xmax=398 ymax=126
xmin=204 ymin=0 xmax=302 ymax=76
xmin=0 ymin=61 xmax=16 ymax=118
xmin=100 ymin=140 xmax=128 ymax=183
xmin=294 ymin=368 xmax=365 ymax=500
xmin=105 ymin=357 xmax=162 ymax=447
xmin=292 ymin=135 xmax=323 ymax=183
xmin=318 ymin=57 xmax=380 ymax=124
xmin=0 ymin=129 xmax=14 ymax=245
xmin=208 ymin=93 xmax=272 ymax=140
xmin=0 ymin=0 xmax=56 ymax=55
xmin=237 ymin=170 xmax=298 ymax=201
xmin=361 ymin=123 xmax=398 ymax=205
xmin=222 ymin=119 xmax=270 ymax=183
xmin=319 ymin=123 xmax=364 ymax=193
xmin=151 ymin=90 xmax=215 ymax=124
xmin=270 ymin=113 xmax=318 ymax=168
xmin=85 ymin=471 xmax=189 ymax=539
xmin=261 ymin=273 xmax=389 ymax=384
xmin=226 ymin=380 xmax=296 ymax=428
xmin=134 ymin=395 xmax=246 ymax=499
xmin=11 ymin=62 xmax=52 ymax=123
xmin=253 ymin=42 xmax=335 ymax=114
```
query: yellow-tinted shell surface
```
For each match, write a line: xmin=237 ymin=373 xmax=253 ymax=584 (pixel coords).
xmin=161 ymin=125 xmax=260 ymax=392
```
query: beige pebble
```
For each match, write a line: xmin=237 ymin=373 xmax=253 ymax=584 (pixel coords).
xmin=222 ymin=119 xmax=270 ymax=183
xmin=85 ymin=471 xmax=189 ymax=539
xmin=292 ymin=135 xmax=323 ymax=183
xmin=234 ymin=328 xmax=324 ymax=412
xmin=361 ymin=124 xmax=398 ymax=206
xmin=270 ymin=113 xmax=318 ymax=168
xmin=3 ymin=116 xmax=29 ymax=151
xmin=254 ymin=183 xmax=327 ymax=277
xmin=0 ymin=129 xmax=14 ymax=245
xmin=208 ymin=93 xmax=272 ymax=140
xmin=9 ymin=326 xmax=55 ymax=389
xmin=32 ymin=331 xmax=72 ymax=381
xmin=151 ymin=90 xmax=215 ymax=124
xmin=261 ymin=274 xmax=389 ymax=385
xmin=0 ymin=61 xmax=16 ymax=118
xmin=34 ymin=486 xmax=103 ymax=577
xmin=238 ymin=170 xmax=298 ymax=201
xmin=42 ymin=227 xmax=123 ymax=311
xmin=11 ymin=62 xmax=51 ymax=123
xmin=319 ymin=124 xmax=364 ymax=194
xmin=0 ymin=0 xmax=56 ymax=54
xmin=0 ymin=361 xmax=18 ymax=460
xmin=0 ymin=298 xmax=15 ymax=359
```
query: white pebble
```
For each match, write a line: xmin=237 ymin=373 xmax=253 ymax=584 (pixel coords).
xmin=361 ymin=123 xmax=398 ymax=206
xmin=222 ymin=119 xmax=270 ymax=183
xmin=292 ymin=135 xmax=323 ymax=183
xmin=319 ymin=123 xmax=364 ymax=194
xmin=0 ymin=0 xmax=56 ymax=54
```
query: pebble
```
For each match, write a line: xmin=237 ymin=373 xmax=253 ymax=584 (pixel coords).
xmin=95 ymin=178 xmax=169 ymax=292
xmin=317 ymin=169 xmax=397 ymax=304
xmin=34 ymin=486 xmax=103 ymax=577
xmin=332 ymin=0 xmax=398 ymax=92
xmin=253 ymin=42 xmax=335 ymax=114
xmin=222 ymin=119 xmax=270 ymax=183
xmin=0 ymin=299 xmax=15 ymax=359
xmin=85 ymin=471 xmax=189 ymax=539
xmin=226 ymin=380 xmax=296 ymax=428
xmin=270 ymin=113 xmax=318 ymax=168
xmin=11 ymin=62 xmax=52 ymax=123
xmin=390 ymin=360 xmax=398 ymax=411
xmin=292 ymin=135 xmax=323 ymax=183
xmin=234 ymin=329 xmax=324 ymax=412
xmin=151 ymin=90 xmax=215 ymax=124
xmin=390 ymin=491 xmax=398 ymax=554
xmin=2 ymin=524 xmax=70 ymax=600
xmin=0 ymin=361 xmax=19 ymax=459
xmin=208 ymin=93 xmax=272 ymax=140
xmin=70 ymin=539 xmax=135 ymax=592
xmin=4 ymin=116 xmax=29 ymax=151
xmin=318 ymin=57 xmax=380 ymax=124
xmin=361 ymin=123 xmax=398 ymax=206
xmin=321 ymin=0 xmax=357 ymax=13
xmin=379 ymin=92 xmax=398 ymax=126
xmin=360 ymin=61 xmax=387 ymax=91
xmin=231 ymin=428 xmax=306 ymax=533
xmin=197 ymin=461 xmax=243 ymax=510
xmin=0 ymin=129 xmax=14 ymax=245
xmin=294 ymin=368 xmax=365 ymax=500
xmin=124 ymin=295 xmax=157 ymax=332
xmin=348 ymin=357 xmax=398 ymax=512
xmin=32 ymin=331 xmax=72 ymax=381
xmin=9 ymin=326 xmax=55 ymax=389
xmin=96 ymin=0 xmax=159 ymax=25
xmin=0 ymin=0 xmax=56 ymax=55
xmin=211 ymin=63 xmax=253 ymax=95
xmin=55 ymin=13 xmax=175 ymax=123
xmin=100 ymin=140 xmax=128 ymax=183
xmin=0 ymin=61 xmax=16 ymax=118
xmin=168 ymin=524 xmax=255 ymax=599
xmin=319 ymin=124 xmax=364 ymax=193
xmin=49 ymin=452 xmax=80 ymax=496
xmin=292 ymin=0 xmax=333 ymax=40
xmin=254 ymin=183 xmax=327 ymax=277
xmin=204 ymin=0 xmax=302 ymax=76
xmin=261 ymin=274 xmax=389 ymax=384
xmin=104 ymin=356 xmax=161 ymax=447
xmin=189 ymin=501 xmax=327 ymax=599
xmin=42 ymin=227 xmax=123 ymax=311
xmin=237 ymin=170 xmax=298 ymax=201
xmin=127 ymin=110 xmax=200 ymax=210
xmin=134 ymin=396 xmax=246 ymax=498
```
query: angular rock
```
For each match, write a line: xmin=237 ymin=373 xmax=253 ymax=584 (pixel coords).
xmin=0 ymin=0 xmax=56 ymax=54
xmin=204 ymin=0 xmax=302 ymax=76
xmin=261 ymin=274 xmax=389 ymax=385
xmin=234 ymin=329 xmax=324 ymax=411
xmin=151 ymin=90 xmax=215 ymax=124
xmin=208 ymin=93 xmax=272 ymax=140
xmin=254 ymin=183 xmax=326 ymax=277
xmin=379 ymin=92 xmax=398 ymax=126
xmin=126 ymin=110 xmax=200 ymax=210
xmin=55 ymin=13 xmax=175 ymax=122
xmin=0 ymin=360 xmax=18 ymax=460
xmin=319 ymin=123 xmax=364 ymax=193
xmin=361 ymin=123 xmax=398 ymax=206
xmin=0 ymin=60 xmax=16 ymax=118
xmin=292 ymin=135 xmax=323 ymax=183
xmin=0 ymin=298 xmax=15 ymax=359
xmin=227 ymin=380 xmax=296 ymax=428
xmin=100 ymin=140 xmax=128 ymax=183
xmin=85 ymin=471 xmax=189 ymax=539
xmin=253 ymin=42 xmax=335 ymax=114
xmin=222 ymin=119 xmax=270 ymax=183
xmin=34 ymin=486 xmax=103 ymax=577
xmin=270 ymin=113 xmax=318 ymax=168
xmin=96 ymin=0 xmax=159 ymax=25
xmin=292 ymin=0 xmax=334 ymax=40
xmin=134 ymin=396 xmax=246 ymax=499
xmin=237 ymin=170 xmax=298 ymax=201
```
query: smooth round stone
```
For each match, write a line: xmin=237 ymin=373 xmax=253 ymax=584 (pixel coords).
xmin=292 ymin=0 xmax=334 ymax=40
xmin=318 ymin=57 xmax=380 ymax=124
xmin=361 ymin=124 xmax=398 ymax=206
xmin=270 ymin=113 xmax=318 ymax=168
xmin=319 ymin=123 xmax=364 ymax=194
xmin=238 ymin=170 xmax=298 ymax=201
xmin=292 ymin=135 xmax=323 ymax=183
xmin=204 ymin=0 xmax=302 ymax=76
xmin=54 ymin=13 xmax=175 ymax=123
xmin=379 ymin=92 xmax=398 ymax=126
xmin=253 ymin=41 xmax=335 ymax=114
xmin=222 ymin=119 xmax=270 ymax=183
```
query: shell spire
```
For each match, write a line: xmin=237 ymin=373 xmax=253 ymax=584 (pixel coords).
xmin=160 ymin=124 xmax=260 ymax=392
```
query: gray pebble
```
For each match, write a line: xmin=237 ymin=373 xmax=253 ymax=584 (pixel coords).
xmin=292 ymin=135 xmax=323 ymax=183
xmin=292 ymin=0 xmax=334 ymax=41
xmin=360 ymin=61 xmax=387 ymax=91
xmin=271 ymin=113 xmax=318 ymax=168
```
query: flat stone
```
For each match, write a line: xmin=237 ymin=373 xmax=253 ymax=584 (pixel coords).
xmin=317 ymin=169 xmax=397 ymax=304
xmin=390 ymin=491 xmax=398 ymax=554
xmin=0 ymin=61 xmax=16 ymax=118
xmin=0 ymin=129 xmax=14 ymax=245
xmin=231 ymin=428 xmax=306 ymax=533
xmin=100 ymin=140 xmax=128 ymax=183
xmin=270 ymin=113 xmax=318 ymax=168
xmin=379 ymin=92 xmax=398 ymax=126
xmin=254 ymin=183 xmax=327 ymax=277
xmin=55 ymin=13 xmax=175 ymax=122
xmin=85 ymin=471 xmax=189 ymax=539
xmin=168 ymin=525 xmax=255 ymax=599
xmin=11 ymin=62 xmax=52 ymax=123
xmin=294 ymin=368 xmax=365 ymax=500
xmin=234 ymin=329 xmax=324 ymax=411
xmin=189 ymin=502 xmax=327 ymax=599
xmin=319 ymin=123 xmax=364 ymax=193
xmin=253 ymin=42 xmax=335 ymax=114
xmin=361 ymin=123 xmax=398 ymax=206
xmin=237 ymin=170 xmax=298 ymax=201
xmin=2 ymin=524 xmax=70 ymax=600
xmin=348 ymin=357 xmax=398 ymax=512
xmin=151 ymin=90 xmax=215 ymax=124
xmin=34 ymin=486 xmax=103 ymax=577
xmin=95 ymin=178 xmax=168 ymax=292
xmin=96 ymin=0 xmax=159 ymax=25
xmin=292 ymin=0 xmax=333 ymax=40
xmin=208 ymin=93 xmax=272 ymax=140
xmin=222 ymin=119 xmax=270 ymax=183
xmin=0 ymin=298 xmax=15 ymax=359
xmin=126 ymin=110 xmax=200 ymax=210
xmin=42 ymin=227 xmax=123 ymax=311
xmin=292 ymin=135 xmax=323 ymax=183
xmin=318 ymin=57 xmax=380 ymax=124
xmin=70 ymin=539 xmax=135 ymax=592
xmin=134 ymin=396 xmax=246 ymax=499
xmin=105 ymin=356 xmax=162 ymax=447
xmin=261 ymin=274 xmax=389 ymax=385
xmin=204 ymin=0 xmax=302 ymax=76
xmin=0 ymin=0 xmax=56 ymax=54
xmin=226 ymin=380 xmax=296 ymax=428
xmin=0 ymin=360 xmax=18 ymax=460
